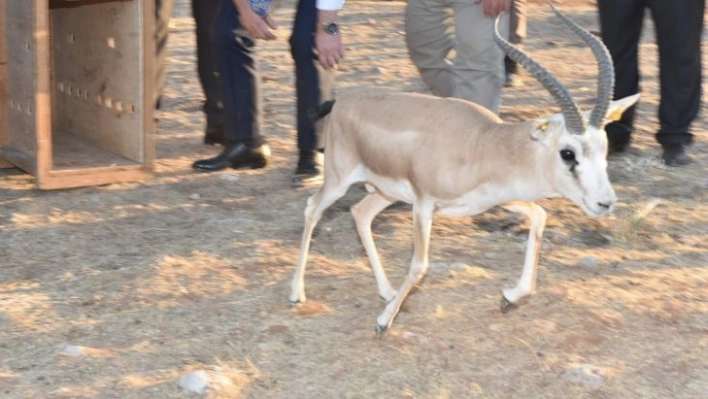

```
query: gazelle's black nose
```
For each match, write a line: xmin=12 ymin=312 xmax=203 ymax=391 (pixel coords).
xmin=597 ymin=201 xmax=614 ymax=210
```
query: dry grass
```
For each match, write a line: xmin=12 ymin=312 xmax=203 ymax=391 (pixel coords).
xmin=1 ymin=0 xmax=707 ymax=398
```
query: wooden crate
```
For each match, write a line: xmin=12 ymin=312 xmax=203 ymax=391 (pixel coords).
xmin=0 ymin=0 xmax=155 ymax=189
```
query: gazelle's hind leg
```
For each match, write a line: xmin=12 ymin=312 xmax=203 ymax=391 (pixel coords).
xmin=289 ymin=178 xmax=353 ymax=304
xmin=499 ymin=202 xmax=547 ymax=312
xmin=351 ymin=191 xmax=396 ymax=301
xmin=375 ymin=201 xmax=435 ymax=333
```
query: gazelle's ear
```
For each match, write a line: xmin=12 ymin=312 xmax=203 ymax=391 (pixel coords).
xmin=530 ymin=117 xmax=559 ymax=141
xmin=606 ymin=94 xmax=640 ymax=123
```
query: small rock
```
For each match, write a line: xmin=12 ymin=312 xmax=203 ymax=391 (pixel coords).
xmin=380 ymin=368 xmax=406 ymax=384
xmin=219 ymin=174 xmax=239 ymax=182
xmin=430 ymin=262 xmax=470 ymax=272
xmin=561 ymin=364 xmax=607 ymax=389
xmin=189 ymin=193 xmax=201 ymax=200
xmin=449 ymin=262 xmax=470 ymax=271
xmin=429 ymin=262 xmax=448 ymax=271
xmin=578 ymin=256 xmax=600 ymax=269
xmin=58 ymin=343 xmax=85 ymax=357
xmin=179 ymin=370 xmax=210 ymax=394
xmin=375 ymin=66 xmax=388 ymax=75
xmin=367 ymin=18 xmax=377 ymax=26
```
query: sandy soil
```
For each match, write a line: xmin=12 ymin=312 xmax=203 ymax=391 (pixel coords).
xmin=1 ymin=0 xmax=707 ymax=398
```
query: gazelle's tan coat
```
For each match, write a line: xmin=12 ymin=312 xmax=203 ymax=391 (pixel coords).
xmin=289 ymin=89 xmax=638 ymax=332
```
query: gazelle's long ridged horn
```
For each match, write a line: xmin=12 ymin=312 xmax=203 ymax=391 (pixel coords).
xmin=549 ymin=2 xmax=614 ymax=129
xmin=493 ymin=16 xmax=586 ymax=134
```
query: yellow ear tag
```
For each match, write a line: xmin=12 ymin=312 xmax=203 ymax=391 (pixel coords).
xmin=536 ymin=122 xmax=549 ymax=132
xmin=607 ymin=108 xmax=624 ymax=122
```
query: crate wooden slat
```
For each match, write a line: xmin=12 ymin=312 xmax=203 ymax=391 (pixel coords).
xmin=0 ymin=0 xmax=154 ymax=189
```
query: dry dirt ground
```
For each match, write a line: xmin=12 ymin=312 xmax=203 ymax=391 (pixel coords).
xmin=1 ymin=0 xmax=707 ymax=398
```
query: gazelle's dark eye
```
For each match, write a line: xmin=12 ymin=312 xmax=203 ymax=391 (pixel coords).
xmin=560 ymin=149 xmax=576 ymax=162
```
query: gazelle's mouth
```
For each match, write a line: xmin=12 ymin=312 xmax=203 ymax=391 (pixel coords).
xmin=582 ymin=199 xmax=612 ymax=217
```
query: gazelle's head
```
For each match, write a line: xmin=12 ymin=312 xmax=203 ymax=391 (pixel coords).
xmin=494 ymin=3 xmax=639 ymax=217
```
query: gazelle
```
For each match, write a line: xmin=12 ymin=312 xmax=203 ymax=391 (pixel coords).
xmin=290 ymin=4 xmax=639 ymax=332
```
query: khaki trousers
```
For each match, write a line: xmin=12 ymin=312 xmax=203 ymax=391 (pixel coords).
xmin=509 ymin=0 xmax=527 ymax=46
xmin=405 ymin=0 xmax=509 ymax=114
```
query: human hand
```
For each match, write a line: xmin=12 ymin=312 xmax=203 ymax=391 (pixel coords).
xmin=235 ymin=0 xmax=277 ymax=40
xmin=316 ymin=29 xmax=344 ymax=70
xmin=475 ymin=0 xmax=511 ymax=18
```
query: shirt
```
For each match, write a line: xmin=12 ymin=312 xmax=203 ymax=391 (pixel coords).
xmin=317 ymin=0 xmax=345 ymax=11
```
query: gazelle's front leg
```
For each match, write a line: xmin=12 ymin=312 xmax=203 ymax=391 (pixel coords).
xmin=351 ymin=191 xmax=396 ymax=302
xmin=499 ymin=202 xmax=547 ymax=311
xmin=375 ymin=201 xmax=435 ymax=332
xmin=289 ymin=182 xmax=350 ymax=304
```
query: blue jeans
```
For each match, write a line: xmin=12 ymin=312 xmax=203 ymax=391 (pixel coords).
xmin=215 ymin=0 xmax=329 ymax=149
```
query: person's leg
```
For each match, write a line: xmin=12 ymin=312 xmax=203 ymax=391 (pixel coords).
xmin=155 ymin=0 xmax=175 ymax=109
xmin=290 ymin=0 xmax=334 ymax=187
xmin=508 ymin=0 xmax=527 ymax=46
xmin=504 ymin=0 xmax=526 ymax=87
xmin=597 ymin=0 xmax=645 ymax=153
xmin=648 ymin=0 xmax=704 ymax=165
xmin=451 ymin=0 xmax=507 ymax=114
xmin=192 ymin=0 xmax=225 ymax=144
xmin=405 ymin=0 xmax=455 ymax=97
xmin=192 ymin=0 xmax=269 ymax=171
xmin=215 ymin=1 xmax=263 ymax=146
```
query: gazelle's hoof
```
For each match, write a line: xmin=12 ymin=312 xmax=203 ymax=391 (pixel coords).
xmin=289 ymin=295 xmax=305 ymax=306
xmin=500 ymin=295 xmax=519 ymax=313
xmin=374 ymin=322 xmax=388 ymax=335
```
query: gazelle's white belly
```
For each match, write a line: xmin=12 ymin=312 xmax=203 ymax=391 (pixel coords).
xmin=361 ymin=170 xmax=416 ymax=204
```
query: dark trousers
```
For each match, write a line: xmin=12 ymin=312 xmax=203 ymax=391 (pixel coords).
xmin=215 ymin=0 xmax=330 ymax=149
xmin=193 ymin=0 xmax=223 ymax=128
xmin=598 ymin=0 xmax=704 ymax=146
xmin=155 ymin=0 xmax=175 ymax=109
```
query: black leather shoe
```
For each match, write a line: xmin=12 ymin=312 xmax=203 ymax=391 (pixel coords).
xmin=204 ymin=124 xmax=227 ymax=146
xmin=192 ymin=143 xmax=270 ymax=172
xmin=291 ymin=150 xmax=324 ymax=188
xmin=662 ymin=143 xmax=692 ymax=166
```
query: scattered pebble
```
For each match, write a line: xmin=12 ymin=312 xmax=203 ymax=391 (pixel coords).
xmin=58 ymin=343 xmax=85 ymax=357
xmin=578 ymin=256 xmax=600 ymax=269
xmin=449 ymin=262 xmax=470 ymax=271
xmin=429 ymin=262 xmax=448 ymax=271
xmin=367 ymin=18 xmax=377 ymax=26
xmin=561 ymin=364 xmax=608 ymax=389
xmin=429 ymin=262 xmax=470 ymax=271
xmin=189 ymin=193 xmax=201 ymax=200
xmin=179 ymin=370 xmax=210 ymax=394
xmin=375 ymin=66 xmax=388 ymax=75
xmin=219 ymin=174 xmax=239 ymax=182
